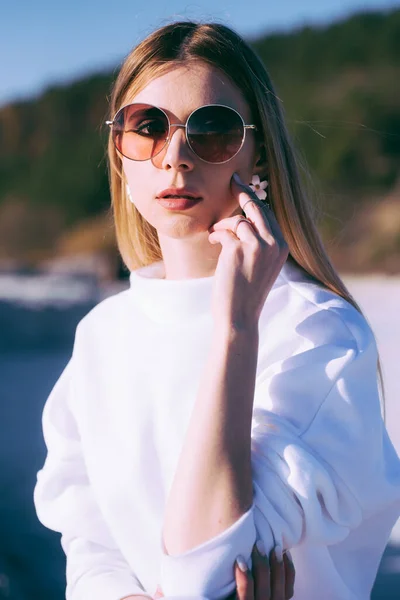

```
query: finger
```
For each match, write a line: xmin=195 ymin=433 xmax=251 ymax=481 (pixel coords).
xmin=283 ymin=551 xmax=295 ymax=600
xmin=232 ymin=174 xmax=287 ymax=248
xmin=251 ymin=541 xmax=271 ymax=600
xmin=209 ymin=216 xmax=262 ymax=243
xmin=235 ymin=556 xmax=254 ymax=600
xmin=270 ymin=546 xmax=285 ymax=599
xmin=209 ymin=216 xmax=256 ymax=233
xmin=208 ymin=228 xmax=244 ymax=247
xmin=242 ymin=196 xmax=284 ymax=245
xmin=249 ymin=192 xmax=286 ymax=247
xmin=231 ymin=175 xmax=274 ymax=241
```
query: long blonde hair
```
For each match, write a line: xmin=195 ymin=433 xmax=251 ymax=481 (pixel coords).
xmin=106 ymin=20 xmax=386 ymax=420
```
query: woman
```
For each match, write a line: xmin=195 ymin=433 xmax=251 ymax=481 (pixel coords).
xmin=33 ymin=20 xmax=400 ymax=600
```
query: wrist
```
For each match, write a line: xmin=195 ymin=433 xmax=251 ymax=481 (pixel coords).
xmin=214 ymin=321 xmax=259 ymax=343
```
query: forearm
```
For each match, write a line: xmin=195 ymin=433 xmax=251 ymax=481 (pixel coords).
xmin=162 ymin=325 xmax=259 ymax=555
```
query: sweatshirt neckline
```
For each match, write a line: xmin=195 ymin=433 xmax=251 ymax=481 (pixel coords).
xmin=128 ymin=259 xmax=288 ymax=324
xmin=128 ymin=260 xmax=216 ymax=324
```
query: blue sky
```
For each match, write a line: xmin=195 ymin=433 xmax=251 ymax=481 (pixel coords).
xmin=1 ymin=0 xmax=399 ymax=107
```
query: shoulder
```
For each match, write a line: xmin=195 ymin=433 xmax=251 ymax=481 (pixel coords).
xmin=261 ymin=257 xmax=376 ymax=356
xmin=73 ymin=287 xmax=132 ymax=345
xmin=255 ymin=259 xmax=380 ymax=431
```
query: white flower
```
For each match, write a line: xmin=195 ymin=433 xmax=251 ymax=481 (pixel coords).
xmin=249 ymin=174 xmax=268 ymax=200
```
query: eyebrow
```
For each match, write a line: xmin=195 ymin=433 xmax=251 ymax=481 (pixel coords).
xmin=125 ymin=106 xmax=163 ymax=122
xmin=122 ymin=102 xmax=242 ymax=123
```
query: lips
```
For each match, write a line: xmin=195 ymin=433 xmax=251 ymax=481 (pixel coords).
xmin=162 ymin=195 xmax=197 ymax=199
xmin=157 ymin=187 xmax=202 ymax=200
xmin=157 ymin=196 xmax=202 ymax=210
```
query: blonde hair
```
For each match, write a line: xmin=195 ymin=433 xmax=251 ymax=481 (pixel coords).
xmin=106 ymin=20 xmax=386 ymax=420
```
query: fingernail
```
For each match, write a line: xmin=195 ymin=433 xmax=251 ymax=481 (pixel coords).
xmin=236 ymin=555 xmax=248 ymax=572
xmin=286 ymin=549 xmax=293 ymax=561
xmin=274 ymin=544 xmax=283 ymax=562
xmin=256 ymin=539 xmax=267 ymax=556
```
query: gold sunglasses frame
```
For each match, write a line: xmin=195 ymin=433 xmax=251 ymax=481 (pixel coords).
xmin=105 ymin=103 xmax=258 ymax=164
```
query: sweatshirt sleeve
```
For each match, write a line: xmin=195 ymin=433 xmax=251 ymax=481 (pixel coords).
xmin=159 ymin=311 xmax=400 ymax=600
xmin=33 ymin=342 xmax=152 ymax=600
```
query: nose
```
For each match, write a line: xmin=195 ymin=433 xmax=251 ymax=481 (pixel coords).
xmin=159 ymin=123 xmax=195 ymax=170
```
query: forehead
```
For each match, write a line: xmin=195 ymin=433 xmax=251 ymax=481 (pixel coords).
xmin=125 ymin=62 xmax=251 ymax=120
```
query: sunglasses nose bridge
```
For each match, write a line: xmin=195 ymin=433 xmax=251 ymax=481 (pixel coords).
xmin=166 ymin=122 xmax=187 ymax=140
xmin=163 ymin=122 xmax=192 ymax=158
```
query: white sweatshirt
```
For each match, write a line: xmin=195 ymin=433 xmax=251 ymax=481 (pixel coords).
xmin=33 ymin=257 xmax=400 ymax=600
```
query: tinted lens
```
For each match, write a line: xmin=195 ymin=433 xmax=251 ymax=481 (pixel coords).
xmin=112 ymin=103 xmax=169 ymax=160
xmin=187 ymin=105 xmax=244 ymax=163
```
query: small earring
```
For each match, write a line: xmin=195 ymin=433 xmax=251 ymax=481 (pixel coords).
xmin=249 ymin=174 xmax=268 ymax=201
xmin=126 ymin=183 xmax=134 ymax=204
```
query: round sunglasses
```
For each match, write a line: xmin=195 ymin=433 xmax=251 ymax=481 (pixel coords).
xmin=106 ymin=103 xmax=258 ymax=164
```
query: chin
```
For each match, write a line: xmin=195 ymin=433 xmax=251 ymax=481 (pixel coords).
xmin=158 ymin=216 xmax=211 ymax=239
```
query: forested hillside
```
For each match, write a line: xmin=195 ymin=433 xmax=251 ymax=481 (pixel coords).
xmin=0 ymin=8 xmax=399 ymax=274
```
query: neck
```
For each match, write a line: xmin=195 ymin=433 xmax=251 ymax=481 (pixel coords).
xmin=157 ymin=231 xmax=222 ymax=280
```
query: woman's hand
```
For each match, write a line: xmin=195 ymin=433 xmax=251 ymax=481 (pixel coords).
xmin=208 ymin=172 xmax=288 ymax=331
xmin=233 ymin=543 xmax=295 ymax=600
xmin=153 ymin=542 xmax=295 ymax=600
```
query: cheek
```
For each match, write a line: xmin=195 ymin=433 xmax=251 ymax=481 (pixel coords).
xmin=220 ymin=153 xmax=254 ymax=196
xmin=122 ymin=162 xmax=154 ymax=207
xmin=122 ymin=159 xmax=142 ymax=188
xmin=235 ymin=138 xmax=258 ymax=182
xmin=236 ymin=160 xmax=256 ymax=186
xmin=208 ymin=156 xmax=254 ymax=220
xmin=206 ymin=175 xmax=238 ymax=221
xmin=121 ymin=164 xmax=152 ymax=222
